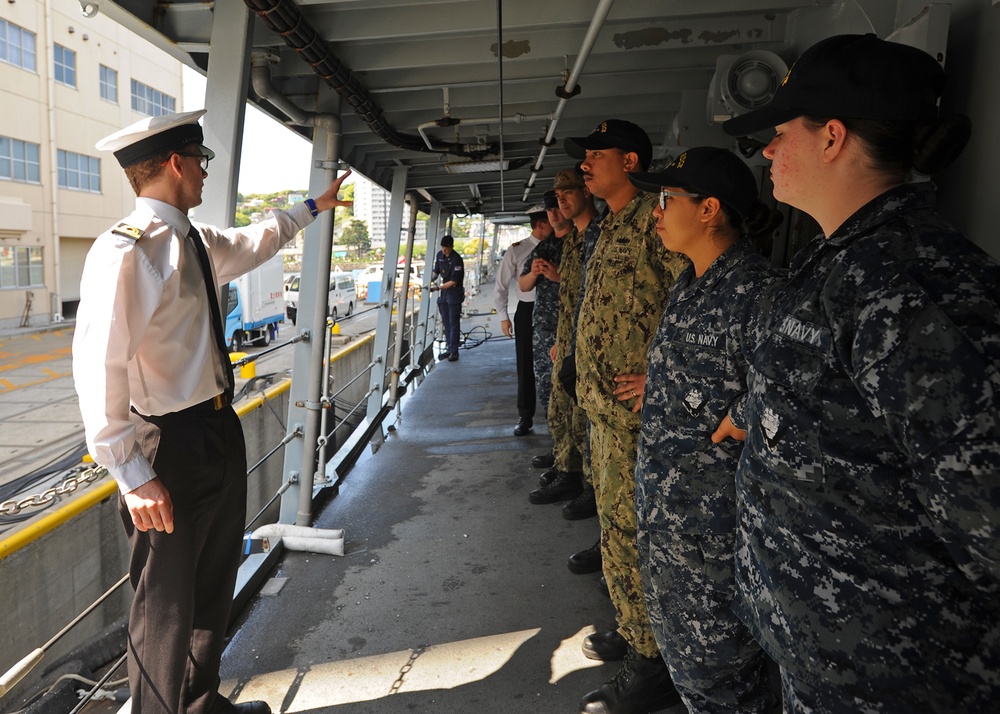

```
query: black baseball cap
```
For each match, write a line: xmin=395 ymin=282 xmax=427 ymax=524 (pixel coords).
xmin=724 ymin=34 xmax=945 ymax=137
xmin=629 ymin=147 xmax=757 ymax=221
xmin=542 ymin=190 xmax=559 ymax=209
xmin=565 ymin=119 xmax=652 ymax=169
xmin=440 ymin=235 xmax=455 ymax=247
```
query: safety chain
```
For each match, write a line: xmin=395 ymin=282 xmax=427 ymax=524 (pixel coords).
xmin=0 ymin=466 xmax=109 ymax=517
xmin=388 ymin=645 xmax=426 ymax=695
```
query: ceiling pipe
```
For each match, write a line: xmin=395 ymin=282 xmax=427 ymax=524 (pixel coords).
xmin=417 ymin=112 xmax=555 ymax=152
xmin=250 ymin=53 xmax=312 ymax=126
xmin=250 ymin=54 xmax=342 ymax=152
xmin=521 ymin=0 xmax=616 ymax=201
xmin=245 ymin=0 xmax=464 ymax=155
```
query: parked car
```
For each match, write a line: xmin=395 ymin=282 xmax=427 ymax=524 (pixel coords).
xmin=283 ymin=273 xmax=301 ymax=324
xmin=285 ymin=271 xmax=356 ymax=324
xmin=355 ymin=265 xmax=381 ymax=300
xmin=328 ymin=271 xmax=356 ymax=319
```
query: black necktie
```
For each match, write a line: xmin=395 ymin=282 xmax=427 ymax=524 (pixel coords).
xmin=187 ymin=225 xmax=235 ymax=403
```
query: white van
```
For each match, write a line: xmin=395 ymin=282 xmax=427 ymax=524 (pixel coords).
xmin=284 ymin=271 xmax=357 ymax=324
xmin=328 ymin=271 xmax=357 ymax=319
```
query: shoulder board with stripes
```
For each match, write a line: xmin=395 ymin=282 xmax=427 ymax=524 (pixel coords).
xmin=110 ymin=222 xmax=144 ymax=241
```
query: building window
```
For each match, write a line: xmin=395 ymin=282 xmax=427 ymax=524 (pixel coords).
xmin=54 ymin=44 xmax=76 ymax=87
xmin=0 ymin=18 xmax=36 ymax=72
xmin=99 ymin=65 xmax=118 ymax=103
xmin=130 ymin=80 xmax=175 ymax=117
xmin=0 ymin=136 xmax=42 ymax=183
xmin=0 ymin=246 xmax=43 ymax=289
xmin=58 ymin=150 xmax=101 ymax=193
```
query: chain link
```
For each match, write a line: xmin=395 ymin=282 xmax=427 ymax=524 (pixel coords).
xmin=388 ymin=645 xmax=426 ymax=695
xmin=0 ymin=466 xmax=110 ymax=517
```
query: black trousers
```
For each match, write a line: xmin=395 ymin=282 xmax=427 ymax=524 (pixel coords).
xmin=122 ymin=402 xmax=247 ymax=714
xmin=514 ymin=300 xmax=536 ymax=420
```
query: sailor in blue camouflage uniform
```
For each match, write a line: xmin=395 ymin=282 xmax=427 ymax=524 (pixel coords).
xmin=625 ymin=148 xmax=783 ymax=713
xmin=519 ymin=197 xmax=568 ymax=418
xmin=722 ymin=34 xmax=1000 ymax=712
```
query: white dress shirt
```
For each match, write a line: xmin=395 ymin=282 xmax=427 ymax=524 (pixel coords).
xmin=493 ymin=235 xmax=540 ymax=321
xmin=73 ymin=197 xmax=313 ymax=493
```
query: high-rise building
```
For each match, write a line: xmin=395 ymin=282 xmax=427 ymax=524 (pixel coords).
xmin=352 ymin=175 xmax=426 ymax=250
xmin=0 ymin=2 xmax=183 ymax=329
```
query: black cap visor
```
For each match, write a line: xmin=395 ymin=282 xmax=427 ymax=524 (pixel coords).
xmin=723 ymin=104 xmax=802 ymax=137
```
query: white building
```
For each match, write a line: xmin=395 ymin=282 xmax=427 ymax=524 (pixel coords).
xmin=0 ymin=2 xmax=183 ymax=329
xmin=352 ymin=174 xmax=426 ymax=250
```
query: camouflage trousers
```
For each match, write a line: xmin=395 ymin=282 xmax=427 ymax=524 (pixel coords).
xmin=587 ymin=409 xmax=658 ymax=657
xmin=637 ymin=530 xmax=773 ymax=714
xmin=548 ymin=355 xmax=590 ymax=479
xmin=532 ymin=327 xmax=557 ymax=417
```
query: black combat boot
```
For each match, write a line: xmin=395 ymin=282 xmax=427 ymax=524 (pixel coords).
xmin=568 ymin=540 xmax=602 ymax=574
xmin=537 ymin=468 xmax=559 ymax=487
xmin=528 ymin=471 xmax=583 ymax=504
xmin=582 ymin=629 xmax=628 ymax=662
xmin=579 ymin=645 xmax=681 ymax=714
xmin=562 ymin=480 xmax=597 ymax=519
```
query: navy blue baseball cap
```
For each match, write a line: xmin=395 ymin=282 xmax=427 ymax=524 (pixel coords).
xmin=629 ymin=147 xmax=758 ymax=220
xmin=724 ymin=34 xmax=946 ymax=137
xmin=565 ymin=119 xmax=652 ymax=169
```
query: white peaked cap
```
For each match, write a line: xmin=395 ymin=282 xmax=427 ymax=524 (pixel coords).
xmin=96 ymin=109 xmax=211 ymax=168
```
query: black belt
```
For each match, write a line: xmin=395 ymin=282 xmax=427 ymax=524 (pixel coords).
xmin=133 ymin=393 xmax=231 ymax=419
xmin=195 ymin=393 xmax=232 ymax=412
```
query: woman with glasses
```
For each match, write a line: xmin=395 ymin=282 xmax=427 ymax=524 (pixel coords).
xmin=722 ymin=34 xmax=999 ymax=712
xmin=620 ymin=146 xmax=783 ymax=713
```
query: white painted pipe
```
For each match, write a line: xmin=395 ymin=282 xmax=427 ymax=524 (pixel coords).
xmin=279 ymin=536 xmax=344 ymax=556
xmin=253 ymin=524 xmax=344 ymax=540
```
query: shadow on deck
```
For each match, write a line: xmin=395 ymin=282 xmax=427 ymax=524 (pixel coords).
xmin=217 ymin=337 xmax=658 ymax=713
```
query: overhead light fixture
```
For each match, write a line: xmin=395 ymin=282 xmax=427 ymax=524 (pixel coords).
xmin=443 ymin=159 xmax=509 ymax=174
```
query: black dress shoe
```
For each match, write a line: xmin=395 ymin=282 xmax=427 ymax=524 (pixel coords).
xmin=568 ymin=540 xmax=602 ymax=574
xmin=579 ymin=646 xmax=681 ymax=714
xmin=513 ymin=417 xmax=533 ymax=436
xmin=582 ymin=629 xmax=628 ymax=661
xmin=529 ymin=471 xmax=583 ymax=504
xmin=531 ymin=453 xmax=555 ymax=468
xmin=562 ymin=484 xmax=597 ymax=520
xmin=210 ymin=698 xmax=272 ymax=714
xmin=438 ymin=349 xmax=450 ymax=360
xmin=538 ymin=468 xmax=559 ymax=487
xmin=448 ymin=352 xmax=459 ymax=361
xmin=234 ymin=703 xmax=272 ymax=714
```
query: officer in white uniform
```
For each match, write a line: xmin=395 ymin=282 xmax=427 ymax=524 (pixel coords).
xmin=73 ymin=109 xmax=351 ymax=714
xmin=493 ymin=205 xmax=550 ymax=435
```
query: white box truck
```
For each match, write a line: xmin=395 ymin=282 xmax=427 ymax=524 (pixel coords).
xmin=224 ymin=253 xmax=285 ymax=351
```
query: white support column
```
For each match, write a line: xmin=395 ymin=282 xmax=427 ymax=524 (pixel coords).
xmin=279 ymin=120 xmax=341 ymax=525
xmin=414 ymin=202 xmax=442 ymax=370
xmin=365 ymin=166 xmax=409 ymax=427
xmin=197 ymin=1 xmax=253 ymax=226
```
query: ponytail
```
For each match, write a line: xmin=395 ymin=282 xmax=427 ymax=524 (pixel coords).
xmin=913 ymin=114 xmax=971 ymax=175
xmin=805 ymin=114 xmax=972 ymax=180
xmin=742 ymin=202 xmax=784 ymax=256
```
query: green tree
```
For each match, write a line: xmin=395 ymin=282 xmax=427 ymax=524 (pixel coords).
xmin=341 ymin=219 xmax=371 ymax=257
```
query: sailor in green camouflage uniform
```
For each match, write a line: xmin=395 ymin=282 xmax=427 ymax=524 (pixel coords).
xmin=723 ymin=34 xmax=1000 ymax=712
xmin=566 ymin=119 xmax=689 ymax=714
xmin=553 ymin=168 xmax=602 ymax=521
xmin=527 ymin=190 xmax=584 ymax=504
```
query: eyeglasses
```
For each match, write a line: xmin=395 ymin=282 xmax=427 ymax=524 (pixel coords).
xmin=658 ymin=189 xmax=702 ymax=210
xmin=174 ymin=151 xmax=211 ymax=171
